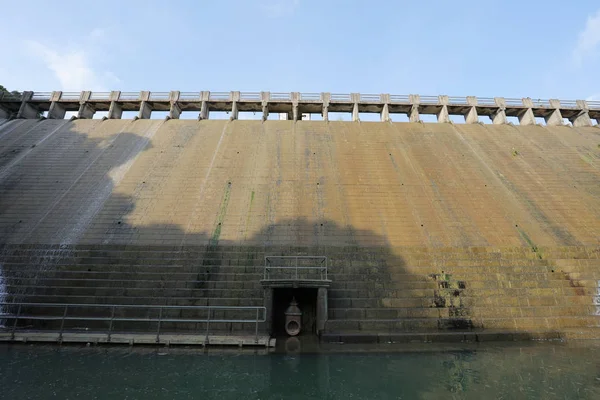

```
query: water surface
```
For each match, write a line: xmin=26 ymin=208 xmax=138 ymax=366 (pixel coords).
xmin=1 ymin=341 xmax=599 ymax=399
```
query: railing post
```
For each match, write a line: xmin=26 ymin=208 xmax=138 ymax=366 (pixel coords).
xmin=255 ymin=308 xmax=259 ymax=344
xmin=205 ymin=307 xmax=210 ymax=345
xmin=11 ymin=303 xmax=22 ymax=340
xmin=296 ymin=257 xmax=299 ymax=279
xmin=571 ymin=100 xmax=593 ymax=127
xmin=108 ymin=306 xmax=115 ymax=342
xmin=59 ymin=305 xmax=68 ymax=343
xmin=156 ymin=307 xmax=163 ymax=343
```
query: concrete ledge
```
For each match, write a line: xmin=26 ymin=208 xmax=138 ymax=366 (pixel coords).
xmin=0 ymin=331 xmax=275 ymax=347
xmin=321 ymin=330 xmax=573 ymax=344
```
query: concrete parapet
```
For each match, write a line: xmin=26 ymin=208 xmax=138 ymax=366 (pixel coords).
xmin=545 ymin=99 xmax=563 ymax=126
xmin=6 ymin=90 xmax=600 ymax=126
xmin=261 ymin=92 xmax=270 ymax=121
xmin=381 ymin=94 xmax=391 ymax=122
xmin=518 ymin=98 xmax=536 ymax=125
xmin=17 ymin=91 xmax=39 ymax=119
xmin=409 ymin=94 xmax=420 ymax=122
xmin=491 ymin=97 xmax=508 ymax=124
xmin=48 ymin=91 xmax=67 ymax=119
xmin=351 ymin=93 xmax=360 ymax=122
xmin=167 ymin=91 xmax=181 ymax=120
xmin=570 ymin=100 xmax=593 ymax=127
xmin=108 ymin=91 xmax=123 ymax=119
xmin=77 ymin=91 xmax=95 ymax=119
xmin=137 ymin=91 xmax=152 ymax=120
xmin=437 ymin=95 xmax=450 ymax=123
xmin=465 ymin=96 xmax=478 ymax=124
xmin=321 ymin=92 xmax=330 ymax=121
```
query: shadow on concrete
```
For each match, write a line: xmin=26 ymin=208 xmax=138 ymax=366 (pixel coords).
xmin=0 ymin=119 xmax=571 ymax=342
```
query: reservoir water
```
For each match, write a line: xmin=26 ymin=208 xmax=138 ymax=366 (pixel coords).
xmin=1 ymin=341 xmax=599 ymax=399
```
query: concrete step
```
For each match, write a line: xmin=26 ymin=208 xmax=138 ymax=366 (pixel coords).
xmin=3 ymin=294 xmax=264 ymax=307
xmin=2 ymin=284 xmax=263 ymax=298
xmin=328 ymin=304 xmax=596 ymax=320
xmin=2 ymin=277 xmax=263 ymax=289
xmin=325 ymin=315 xmax=599 ymax=333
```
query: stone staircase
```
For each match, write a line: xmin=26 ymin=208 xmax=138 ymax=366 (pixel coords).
xmin=1 ymin=244 xmax=599 ymax=341
xmin=324 ymin=246 xmax=600 ymax=341
xmin=0 ymin=245 xmax=266 ymax=334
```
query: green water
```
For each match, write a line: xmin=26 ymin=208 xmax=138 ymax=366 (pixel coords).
xmin=1 ymin=342 xmax=600 ymax=399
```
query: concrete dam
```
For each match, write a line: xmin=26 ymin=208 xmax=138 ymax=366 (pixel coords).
xmin=0 ymin=90 xmax=599 ymax=345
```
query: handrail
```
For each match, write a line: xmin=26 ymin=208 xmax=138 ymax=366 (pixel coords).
xmin=149 ymin=92 xmax=170 ymax=101
xmin=504 ymin=98 xmax=524 ymax=106
xmin=119 ymin=92 xmax=140 ymax=101
xmin=31 ymin=92 xmax=52 ymax=101
xmin=330 ymin=93 xmax=351 ymax=101
xmin=179 ymin=92 xmax=201 ymax=100
xmin=264 ymin=255 xmax=328 ymax=280
xmin=89 ymin=92 xmax=111 ymax=100
xmin=531 ymin=98 xmax=551 ymax=108
xmin=360 ymin=94 xmax=381 ymax=102
xmin=477 ymin=97 xmax=496 ymax=106
xmin=299 ymin=93 xmax=320 ymax=101
xmin=419 ymin=96 xmax=439 ymax=104
xmin=0 ymin=302 xmax=266 ymax=344
xmin=209 ymin=92 xmax=230 ymax=101
xmin=270 ymin=92 xmax=291 ymax=101
xmin=240 ymin=92 xmax=261 ymax=101
xmin=448 ymin=96 xmax=468 ymax=105
xmin=60 ymin=92 xmax=81 ymax=101
xmin=389 ymin=95 xmax=410 ymax=103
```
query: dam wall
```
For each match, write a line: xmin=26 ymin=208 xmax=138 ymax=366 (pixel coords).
xmin=0 ymin=117 xmax=599 ymax=341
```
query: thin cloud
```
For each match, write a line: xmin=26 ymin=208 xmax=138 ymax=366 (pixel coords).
xmin=24 ymin=38 xmax=119 ymax=91
xmin=586 ymin=93 xmax=600 ymax=101
xmin=260 ymin=0 xmax=299 ymax=18
xmin=573 ymin=9 xmax=600 ymax=66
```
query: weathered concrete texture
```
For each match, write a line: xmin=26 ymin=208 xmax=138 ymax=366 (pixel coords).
xmin=1 ymin=120 xmax=599 ymax=338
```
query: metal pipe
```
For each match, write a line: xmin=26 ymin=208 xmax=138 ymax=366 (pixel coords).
xmin=59 ymin=305 xmax=68 ymax=343
xmin=156 ymin=307 xmax=163 ymax=343
xmin=11 ymin=304 xmax=22 ymax=340
xmin=108 ymin=306 xmax=115 ymax=343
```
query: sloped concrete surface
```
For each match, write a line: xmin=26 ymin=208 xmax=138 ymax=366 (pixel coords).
xmin=0 ymin=120 xmax=599 ymax=340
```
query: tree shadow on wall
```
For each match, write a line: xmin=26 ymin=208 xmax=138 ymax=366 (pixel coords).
xmin=0 ymin=119 xmax=560 ymax=338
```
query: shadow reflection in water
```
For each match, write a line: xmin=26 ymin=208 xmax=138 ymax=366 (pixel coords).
xmin=1 ymin=342 xmax=600 ymax=399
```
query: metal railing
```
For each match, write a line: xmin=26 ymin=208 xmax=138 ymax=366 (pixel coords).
xmin=419 ymin=95 xmax=439 ymax=104
xmin=60 ymin=92 xmax=81 ymax=101
xmin=31 ymin=92 xmax=52 ymax=101
xmin=330 ymin=93 xmax=351 ymax=101
xmin=270 ymin=93 xmax=291 ymax=101
xmin=149 ymin=92 xmax=170 ymax=101
xmin=360 ymin=94 xmax=381 ymax=102
xmin=119 ymin=92 xmax=140 ymax=101
xmin=477 ymin=97 xmax=496 ymax=106
xmin=531 ymin=98 xmax=551 ymax=108
xmin=0 ymin=302 xmax=266 ymax=344
xmin=4 ymin=92 xmax=598 ymax=114
xmin=299 ymin=93 xmax=320 ymax=101
xmin=240 ymin=92 xmax=261 ymax=101
xmin=504 ymin=98 xmax=524 ymax=107
xmin=389 ymin=95 xmax=410 ymax=103
xmin=179 ymin=92 xmax=201 ymax=101
xmin=89 ymin=92 xmax=111 ymax=100
xmin=209 ymin=92 xmax=230 ymax=101
xmin=264 ymin=256 xmax=328 ymax=281
xmin=587 ymin=100 xmax=600 ymax=108
xmin=448 ymin=96 xmax=468 ymax=105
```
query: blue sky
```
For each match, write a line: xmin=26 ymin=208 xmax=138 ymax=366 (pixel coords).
xmin=2 ymin=0 xmax=600 ymax=101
